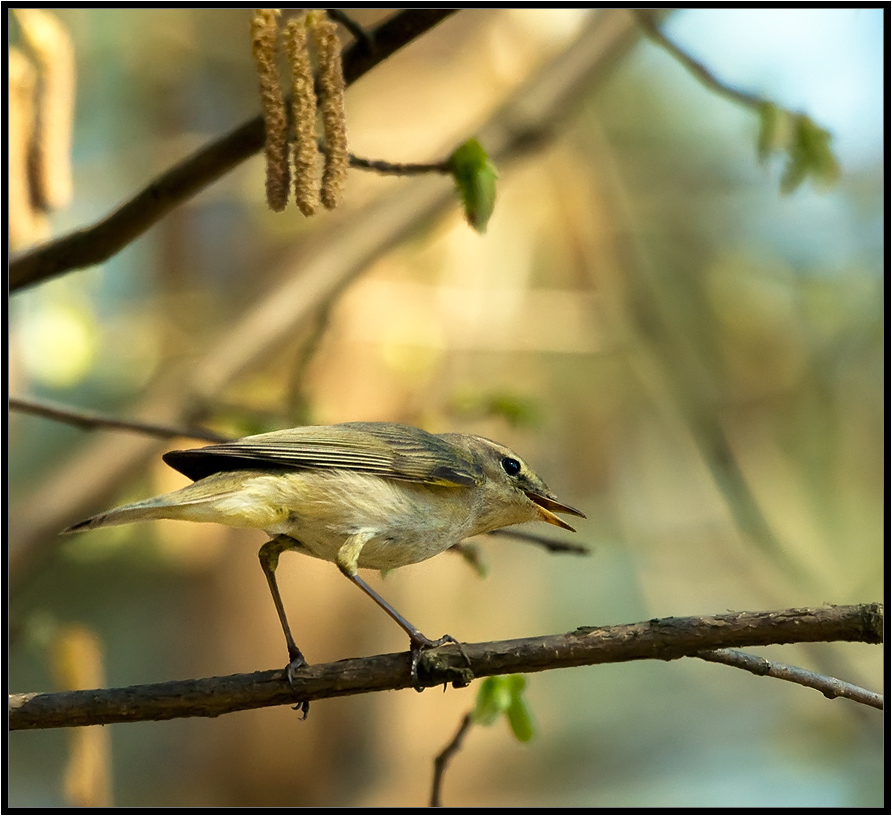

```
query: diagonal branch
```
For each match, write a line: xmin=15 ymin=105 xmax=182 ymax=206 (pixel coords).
xmin=9 ymin=395 xmax=230 ymax=443
xmin=8 ymin=9 xmax=458 ymax=292
xmin=632 ymin=10 xmax=763 ymax=109
xmin=8 ymin=604 xmax=882 ymax=731
xmin=697 ymin=648 xmax=883 ymax=709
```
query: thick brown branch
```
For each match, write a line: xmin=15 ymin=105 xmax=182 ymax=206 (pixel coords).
xmin=8 ymin=604 xmax=882 ymax=731
xmin=8 ymin=9 xmax=458 ymax=291
xmin=325 ymin=9 xmax=374 ymax=52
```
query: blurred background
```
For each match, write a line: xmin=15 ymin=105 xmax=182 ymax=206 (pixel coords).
xmin=8 ymin=8 xmax=883 ymax=808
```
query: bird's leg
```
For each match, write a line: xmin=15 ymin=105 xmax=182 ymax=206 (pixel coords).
xmin=258 ymin=536 xmax=310 ymax=717
xmin=347 ymin=571 xmax=466 ymax=689
xmin=258 ymin=536 xmax=304 ymax=669
xmin=336 ymin=533 xmax=469 ymax=691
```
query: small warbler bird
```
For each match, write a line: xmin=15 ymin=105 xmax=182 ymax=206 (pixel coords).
xmin=63 ymin=422 xmax=584 ymax=693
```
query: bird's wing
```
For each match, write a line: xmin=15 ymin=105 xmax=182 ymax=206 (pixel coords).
xmin=162 ymin=422 xmax=485 ymax=487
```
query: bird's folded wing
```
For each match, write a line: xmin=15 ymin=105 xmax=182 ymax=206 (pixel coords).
xmin=162 ymin=422 xmax=485 ymax=487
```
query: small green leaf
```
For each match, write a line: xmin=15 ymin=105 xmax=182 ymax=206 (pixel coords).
xmin=504 ymin=675 xmax=534 ymax=741
xmin=796 ymin=114 xmax=841 ymax=187
xmin=780 ymin=115 xmax=841 ymax=194
xmin=472 ymin=676 xmax=511 ymax=726
xmin=506 ymin=695 xmax=535 ymax=743
xmin=756 ymin=101 xmax=792 ymax=163
xmin=472 ymin=675 xmax=534 ymax=742
xmin=780 ymin=156 xmax=808 ymax=194
xmin=505 ymin=674 xmax=526 ymax=695
xmin=755 ymin=102 xmax=840 ymax=195
xmin=448 ymin=139 xmax=498 ymax=233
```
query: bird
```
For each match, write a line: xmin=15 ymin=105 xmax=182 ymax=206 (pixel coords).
xmin=63 ymin=421 xmax=585 ymax=701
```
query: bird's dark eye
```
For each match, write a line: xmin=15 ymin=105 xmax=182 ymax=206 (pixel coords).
xmin=501 ymin=457 xmax=521 ymax=476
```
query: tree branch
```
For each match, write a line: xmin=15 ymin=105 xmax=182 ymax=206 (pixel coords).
xmin=697 ymin=648 xmax=883 ymax=710
xmin=9 ymin=395 xmax=230 ymax=443
xmin=484 ymin=527 xmax=590 ymax=555
xmin=633 ymin=10 xmax=763 ymax=109
xmin=8 ymin=604 xmax=882 ymax=731
xmin=8 ymin=9 xmax=458 ymax=292
xmin=430 ymin=712 xmax=473 ymax=808
xmin=324 ymin=9 xmax=375 ymax=54
xmin=348 ymin=153 xmax=451 ymax=176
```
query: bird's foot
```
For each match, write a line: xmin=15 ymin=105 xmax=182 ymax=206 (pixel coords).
xmin=285 ymin=649 xmax=310 ymax=719
xmin=409 ymin=633 xmax=473 ymax=692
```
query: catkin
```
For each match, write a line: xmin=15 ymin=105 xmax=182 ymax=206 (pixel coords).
xmin=8 ymin=49 xmax=49 ymax=249
xmin=51 ymin=625 xmax=111 ymax=807
xmin=284 ymin=16 xmax=320 ymax=216
xmin=14 ymin=8 xmax=75 ymax=212
xmin=310 ymin=17 xmax=348 ymax=210
xmin=251 ymin=9 xmax=290 ymax=212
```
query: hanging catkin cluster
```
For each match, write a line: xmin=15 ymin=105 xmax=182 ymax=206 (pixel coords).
xmin=251 ymin=9 xmax=290 ymax=212
xmin=250 ymin=9 xmax=348 ymax=215
xmin=283 ymin=17 xmax=319 ymax=216
xmin=310 ymin=16 xmax=348 ymax=211
xmin=9 ymin=8 xmax=75 ymax=249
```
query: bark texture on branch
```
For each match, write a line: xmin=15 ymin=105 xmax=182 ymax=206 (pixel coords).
xmin=8 ymin=604 xmax=882 ymax=731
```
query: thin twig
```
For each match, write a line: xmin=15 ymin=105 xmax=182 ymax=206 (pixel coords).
xmin=697 ymin=648 xmax=884 ymax=710
xmin=348 ymin=153 xmax=451 ymax=175
xmin=430 ymin=712 xmax=473 ymax=807
xmin=319 ymin=137 xmax=454 ymax=175
xmin=9 ymin=396 xmax=230 ymax=443
xmin=8 ymin=10 xmax=458 ymax=292
xmin=485 ymin=527 xmax=590 ymax=555
xmin=633 ymin=10 xmax=763 ymax=109
xmin=8 ymin=604 xmax=882 ymax=731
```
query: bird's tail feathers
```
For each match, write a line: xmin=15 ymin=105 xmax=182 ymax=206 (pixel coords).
xmin=61 ymin=481 xmax=244 ymax=534
xmin=61 ymin=500 xmax=173 ymax=533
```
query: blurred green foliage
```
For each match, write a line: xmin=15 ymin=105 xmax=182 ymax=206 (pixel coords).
xmin=473 ymin=675 xmax=534 ymax=743
xmin=450 ymin=388 xmax=542 ymax=428
xmin=758 ymin=103 xmax=841 ymax=193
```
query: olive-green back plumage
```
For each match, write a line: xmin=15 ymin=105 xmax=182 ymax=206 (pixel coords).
xmin=162 ymin=422 xmax=486 ymax=487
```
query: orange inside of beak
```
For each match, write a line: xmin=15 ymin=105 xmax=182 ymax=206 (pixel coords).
xmin=526 ymin=492 xmax=586 ymax=532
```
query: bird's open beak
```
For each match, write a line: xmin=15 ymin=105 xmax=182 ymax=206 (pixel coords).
xmin=525 ymin=491 xmax=586 ymax=532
